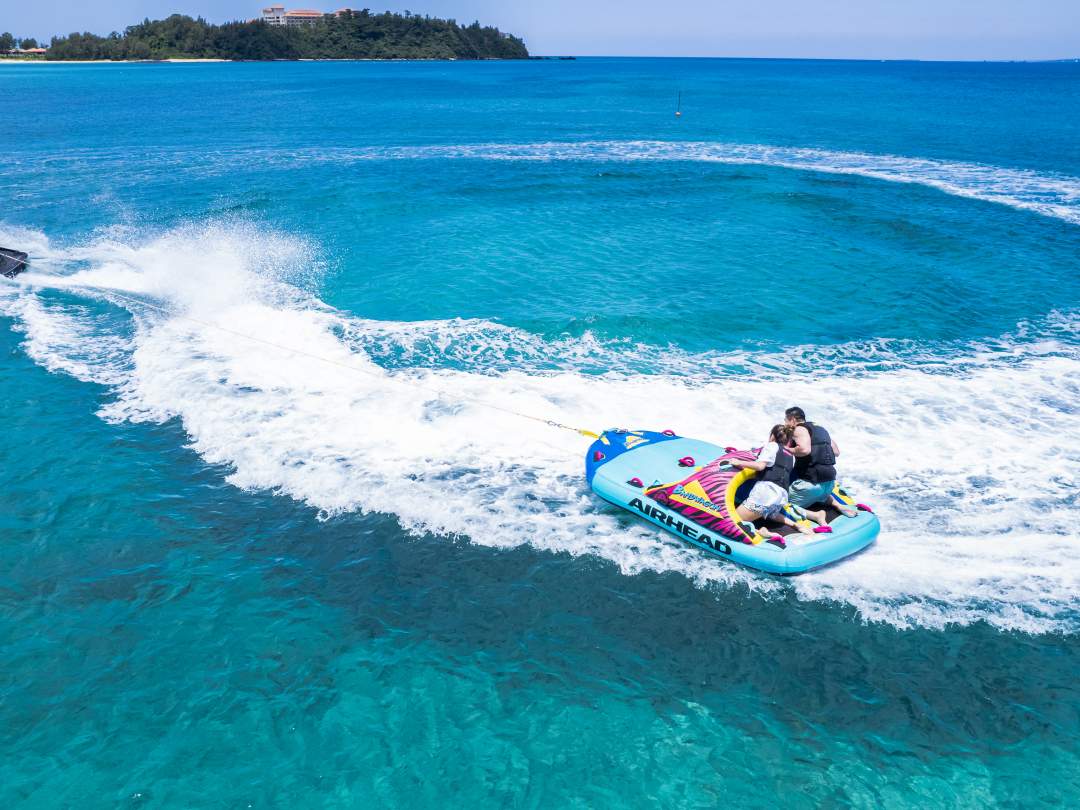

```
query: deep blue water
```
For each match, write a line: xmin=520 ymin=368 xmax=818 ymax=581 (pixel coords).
xmin=1 ymin=58 xmax=1079 ymax=806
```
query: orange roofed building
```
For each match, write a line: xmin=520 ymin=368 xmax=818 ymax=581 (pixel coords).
xmin=284 ymin=10 xmax=323 ymax=26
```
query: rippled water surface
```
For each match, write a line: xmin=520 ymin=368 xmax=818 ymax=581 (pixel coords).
xmin=2 ymin=58 xmax=1079 ymax=807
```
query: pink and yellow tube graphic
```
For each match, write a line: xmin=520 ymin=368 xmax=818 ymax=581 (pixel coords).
xmin=645 ymin=450 xmax=765 ymax=545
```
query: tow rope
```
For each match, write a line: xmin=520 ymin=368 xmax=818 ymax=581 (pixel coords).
xmin=5 ymin=270 xmax=602 ymax=441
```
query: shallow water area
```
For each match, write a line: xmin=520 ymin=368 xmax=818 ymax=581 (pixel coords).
xmin=2 ymin=58 xmax=1079 ymax=806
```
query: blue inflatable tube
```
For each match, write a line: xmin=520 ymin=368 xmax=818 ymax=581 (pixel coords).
xmin=586 ymin=429 xmax=879 ymax=575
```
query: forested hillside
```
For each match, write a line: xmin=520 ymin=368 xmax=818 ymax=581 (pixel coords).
xmin=46 ymin=11 xmax=529 ymax=60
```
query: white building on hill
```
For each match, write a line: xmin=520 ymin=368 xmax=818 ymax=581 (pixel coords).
xmin=261 ymin=5 xmax=287 ymax=25
xmin=261 ymin=6 xmax=331 ymax=26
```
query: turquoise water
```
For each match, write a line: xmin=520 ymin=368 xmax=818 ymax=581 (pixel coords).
xmin=2 ymin=58 xmax=1079 ymax=806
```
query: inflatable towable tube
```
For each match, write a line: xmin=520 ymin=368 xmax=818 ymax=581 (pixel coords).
xmin=586 ymin=429 xmax=879 ymax=574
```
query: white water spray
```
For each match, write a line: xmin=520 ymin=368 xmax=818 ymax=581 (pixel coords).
xmin=2 ymin=223 xmax=1079 ymax=633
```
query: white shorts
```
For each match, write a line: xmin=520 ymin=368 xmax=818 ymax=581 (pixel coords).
xmin=742 ymin=481 xmax=787 ymax=517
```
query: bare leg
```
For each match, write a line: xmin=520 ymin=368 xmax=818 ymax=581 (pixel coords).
xmin=734 ymin=501 xmax=768 ymax=546
xmin=827 ymin=484 xmax=858 ymax=517
xmin=779 ymin=515 xmax=814 ymax=535
xmin=735 ymin=503 xmax=763 ymax=523
xmin=756 ymin=514 xmax=795 ymax=548
xmin=789 ymin=504 xmax=828 ymax=527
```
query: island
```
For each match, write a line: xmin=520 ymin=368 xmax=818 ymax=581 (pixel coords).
xmin=36 ymin=9 xmax=529 ymax=61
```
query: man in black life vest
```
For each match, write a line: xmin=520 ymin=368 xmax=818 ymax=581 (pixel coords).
xmin=784 ymin=406 xmax=858 ymax=517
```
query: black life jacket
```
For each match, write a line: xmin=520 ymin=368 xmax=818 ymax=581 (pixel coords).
xmin=759 ymin=445 xmax=795 ymax=490
xmin=793 ymin=422 xmax=837 ymax=484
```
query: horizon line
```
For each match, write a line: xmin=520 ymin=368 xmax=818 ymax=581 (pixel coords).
xmin=5 ymin=54 xmax=1078 ymax=64
xmin=534 ymin=55 xmax=1080 ymax=63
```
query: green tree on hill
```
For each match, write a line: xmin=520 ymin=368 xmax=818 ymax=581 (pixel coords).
xmin=45 ymin=12 xmax=529 ymax=61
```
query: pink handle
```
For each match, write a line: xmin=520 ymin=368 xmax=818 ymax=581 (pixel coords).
xmin=593 ymin=450 xmax=606 ymax=462
xmin=724 ymin=446 xmax=738 ymax=453
xmin=856 ymin=503 xmax=873 ymax=513
xmin=813 ymin=526 xmax=833 ymax=534
xmin=628 ymin=477 xmax=644 ymax=487
xmin=662 ymin=429 xmax=676 ymax=436
xmin=678 ymin=456 xmax=695 ymax=467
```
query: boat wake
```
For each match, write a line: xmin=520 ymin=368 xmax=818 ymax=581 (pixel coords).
xmin=8 ymin=140 xmax=1080 ymax=226
xmin=314 ymin=141 xmax=1080 ymax=227
xmin=5 ymin=140 xmax=1080 ymax=226
xmin=2 ymin=222 xmax=1079 ymax=634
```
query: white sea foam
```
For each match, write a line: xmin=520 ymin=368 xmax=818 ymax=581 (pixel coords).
xmin=5 ymin=140 xmax=1080 ymax=226
xmin=344 ymin=312 xmax=1080 ymax=379
xmin=281 ymin=141 xmax=1080 ymax=226
xmin=3 ymin=224 xmax=1079 ymax=634
xmin=320 ymin=140 xmax=1080 ymax=226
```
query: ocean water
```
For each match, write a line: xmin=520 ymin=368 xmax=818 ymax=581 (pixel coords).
xmin=1 ymin=58 xmax=1079 ymax=806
